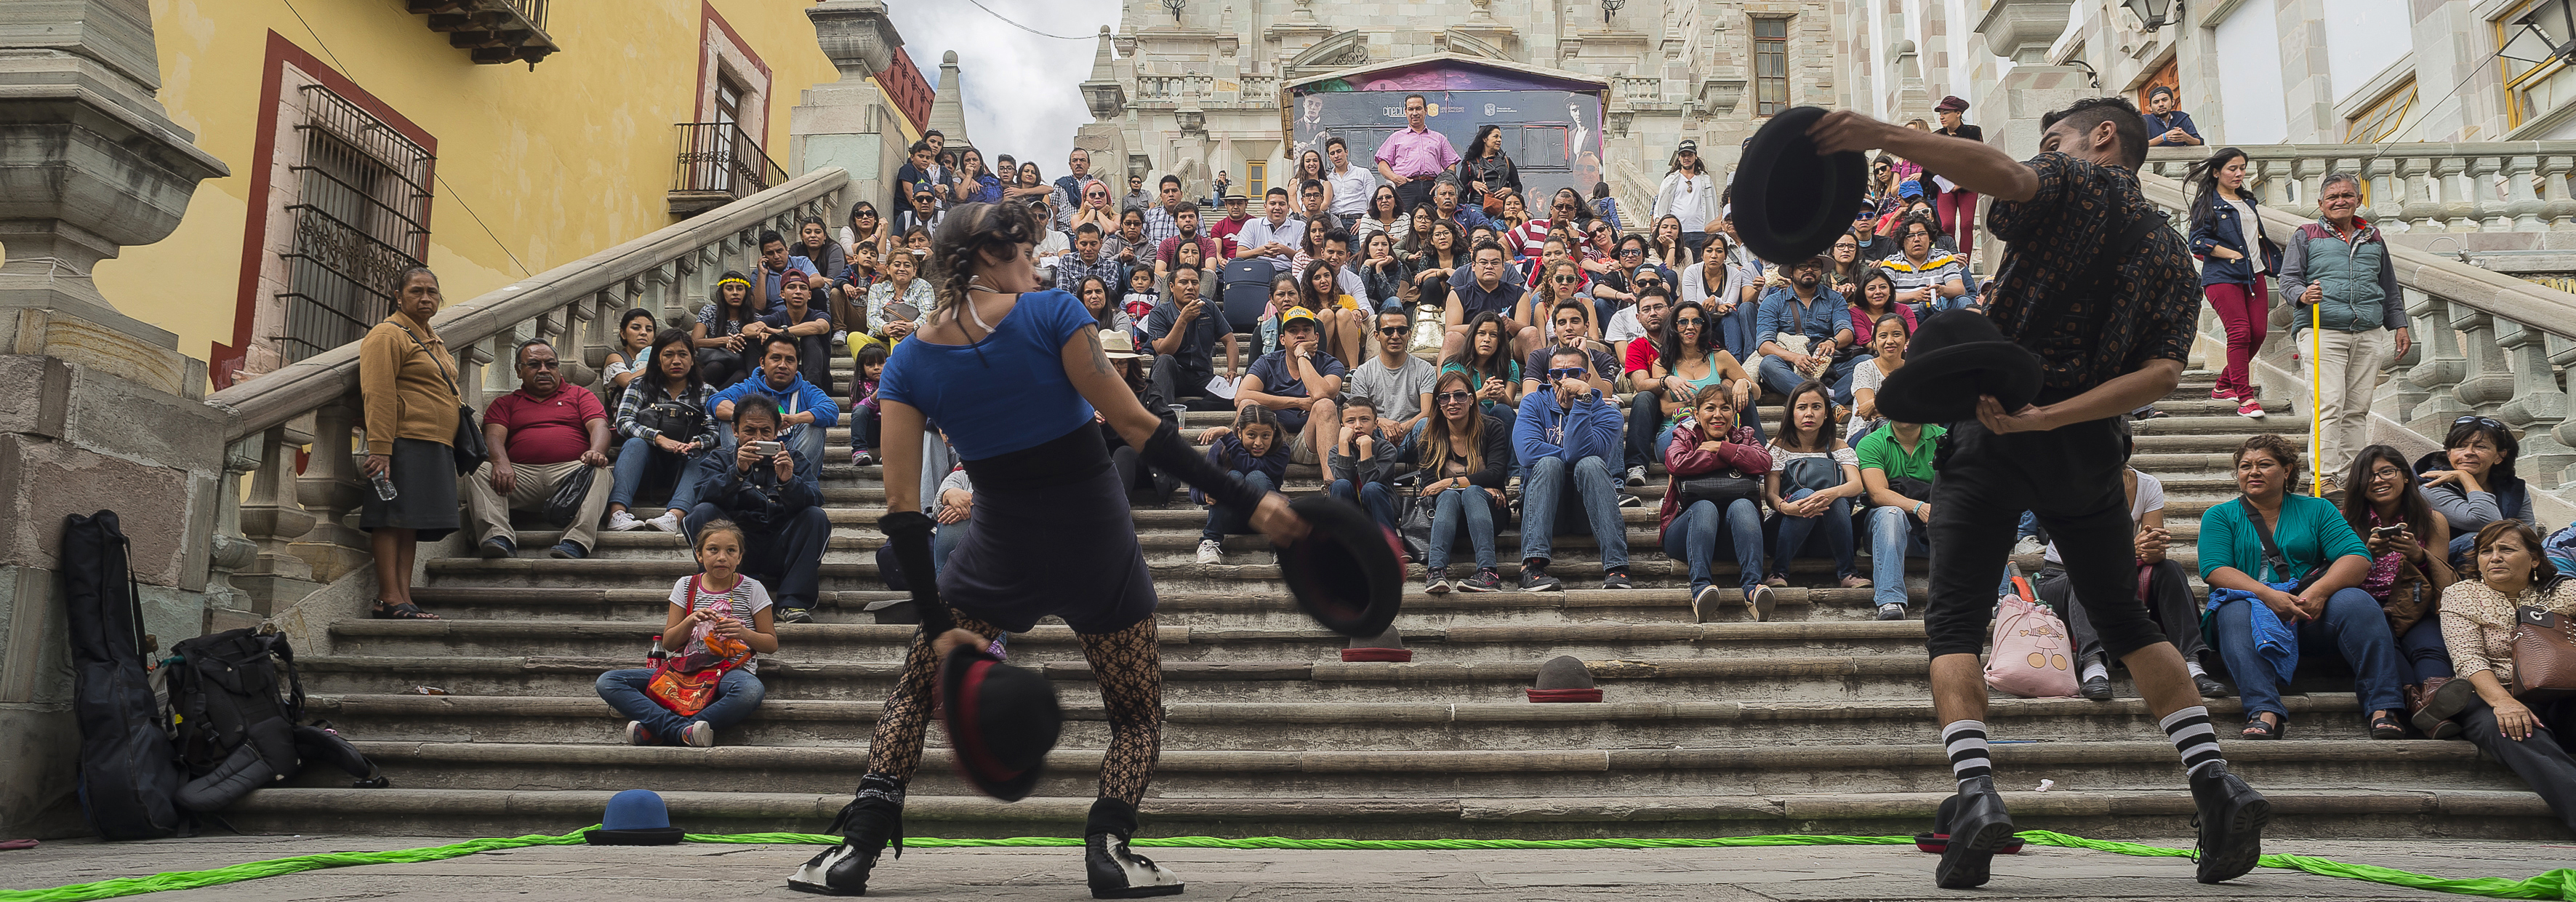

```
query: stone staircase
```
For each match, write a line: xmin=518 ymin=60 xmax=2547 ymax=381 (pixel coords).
xmin=228 ymin=365 xmax=2570 ymax=842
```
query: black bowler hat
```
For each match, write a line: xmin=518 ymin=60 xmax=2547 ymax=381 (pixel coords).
xmin=1872 ymin=310 xmax=2042 ymax=425
xmin=1277 ymin=496 xmax=1403 ymax=639
xmin=937 ymin=646 xmax=1062 ymax=802
xmin=1732 ymin=106 xmax=1869 ymax=264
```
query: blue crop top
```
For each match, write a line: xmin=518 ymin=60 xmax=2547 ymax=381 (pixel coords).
xmin=877 ymin=289 xmax=1099 ymax=460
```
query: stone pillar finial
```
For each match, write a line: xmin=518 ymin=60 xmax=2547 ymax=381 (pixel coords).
xmin=1974 ymin=0 xmax=2075 ymax=67
xmin=809 ymin=0 xmax=902 ymax=76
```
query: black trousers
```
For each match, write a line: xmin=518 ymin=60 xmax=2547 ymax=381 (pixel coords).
xmin=2460 ymin=695 xmax=2576 ymax=834
xmin=1394 ymin=180 xmax=1436 ymax=217
xmin=1151 ymin=355 xmax=1231 ymax=411
xmin=1922 ymin=417 xmax=2168 ymax=662
xmin=684 ymin=503 xmax=830 ymax=610
xmin=2034 ymin=559 xmax=2209 ymax=668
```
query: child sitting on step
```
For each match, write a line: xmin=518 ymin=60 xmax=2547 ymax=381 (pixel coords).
xmin=848 ymin=343 xmax=887 ymax=467
xmin=594 ymin=519 xmax=777 ymax=747
xmin=1192 ymin=405 xmax=1291 ymax=566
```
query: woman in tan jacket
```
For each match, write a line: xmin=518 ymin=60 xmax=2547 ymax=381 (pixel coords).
xmin=2420 ymin=520 xmax=2576 ymax=831
xmin=358 ymin=266 xmax=462 ymax=619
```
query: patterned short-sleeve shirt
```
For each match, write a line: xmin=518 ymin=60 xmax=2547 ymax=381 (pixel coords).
xmin=1982 ymin=152 xmax=2199 ymax=396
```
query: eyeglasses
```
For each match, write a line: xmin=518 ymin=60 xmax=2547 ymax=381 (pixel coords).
xmin=1637 ymin=279 xmax=1664 ymax=287
xmin=2454 ymin=415 xmax=2506 ymax=432
xmin=1553 ymin=276 xmax=1581 ymax=284
xmin=1379 ymin=325 xmax=1412 ymax=335
xmin=1435 ymin=391 xmax=1477 ymax=404
xmin=2368 ymin=466 xmax=2409 ymax=483
xmin=1547 ymin=367 xmax=1588 ymax=382
xmin=1618 ymin=249 xmax=1644 ymax=257
xmin=856 ymin=210 xmax=878 ymax=218
xmin=1087 ymin=192 xmax=1107 ymax=199
xmin=1672 ymin=316 xmax=1703 ymax=327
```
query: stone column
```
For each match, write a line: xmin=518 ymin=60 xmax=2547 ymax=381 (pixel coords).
xmin=793 ymin=0 xmax=907 ymax=214
xmin=0 ymin=0 xmax=232 ymax=839
xmin=1972 ymin=1 xmax=2083 ymax=276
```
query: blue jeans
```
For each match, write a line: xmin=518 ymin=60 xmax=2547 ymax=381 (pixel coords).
xmin=1427 ymin=487 xmax=1499 ymax=572
xmin=1661 ymin=498 xmax=1763 ymax=599
xmin=596 ymin=666 xmax=765 ymax=741
xmin=1329 ymin=479 xmax=1400 ymax=531
xmin=1866 ymin=505 xmax=1928 ymax=608
xmin=932 ymin=519 xmax=966 ymax=572
xmin=1772 ymin=488 xmax=1855 ymax=579
xmin=608 ymin=436 xmax=707 ymax=513
xmin=2210 ymin=587 xmax=2407 ymax=720
xmin=1203 ymin=470 xmax=1275 ymax=543
xmin=2397 ymin=615 xmax=2455 ymax=684
xmin=1757 ymin=353 xmax=1858 ymax=403
xmin=1716 ymin=298 xmax=1761 ymax=362
xmin=1520 ymin=455 xmax=1629 ymax=572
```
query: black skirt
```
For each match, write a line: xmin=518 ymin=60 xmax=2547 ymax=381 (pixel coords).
xmin=939 ymin=426 xmax=1155 ymax=634
xmin=359 ymin=437 xmax=462 ymax=542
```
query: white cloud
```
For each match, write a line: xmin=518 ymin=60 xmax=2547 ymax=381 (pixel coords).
xmin=885 ymin=0 xmax=1121 ymax=179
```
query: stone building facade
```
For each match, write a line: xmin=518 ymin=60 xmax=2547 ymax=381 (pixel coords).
xmin=1078 ymin=0 xmax=1838 ymax=216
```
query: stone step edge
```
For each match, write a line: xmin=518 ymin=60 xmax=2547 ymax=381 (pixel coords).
xmin=225 ymin=786 xmax=2553 ymax=824
xmin=297 ymin=653 xmax=1937 ymax=681
xmin=329 ymin=619 xmax=1946 ymax=644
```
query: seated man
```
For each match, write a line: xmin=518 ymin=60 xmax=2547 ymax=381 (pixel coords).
xmin=711 ymin=334 xmax=840 ymax=490
xmin=1516 ymin=346 xmax=1632 ymax=591
xmin=1237 ymin=306 xmax=1345 ymax=465
xmin=752 ymin=228 xmax=821 ymax=316
xmin=745 ymin=270 xmax=834 ymax=395
xmin=1145 ymin=266 xmax=1243 ymax=411
xmin=1858 ymin=418 xmax=1943 ymax=621
xmin=468 ymin=338 xmax=614 ymax=560
xmin=2031 ymin=450 xmax=2230 ymax=701
xmin=1520 ymin=298 xmax=1621 ymax=400
xmin=1442 ymin=241 xmax=1544 ymax=362
xmin=1327 ymin=394 xmax=1403 ymax=532
xmin=1754 ymin=255 xmax=1859 ymax=402
xmin=686 ymin=395 xmax=830 ymax=624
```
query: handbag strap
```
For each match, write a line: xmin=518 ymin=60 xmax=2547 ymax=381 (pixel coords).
xmin=2243 ymin=503 xmax=2292 ymax=584
xmin=390 ymin=321 xmax=465 ymax=399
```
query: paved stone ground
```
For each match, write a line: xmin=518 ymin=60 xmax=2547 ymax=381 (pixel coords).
xmin=4 ymin=834 xmax=2572 ymax=901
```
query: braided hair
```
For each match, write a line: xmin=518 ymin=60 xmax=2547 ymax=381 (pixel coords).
xmin=926 ymin=201 xmax=1043 ymax=332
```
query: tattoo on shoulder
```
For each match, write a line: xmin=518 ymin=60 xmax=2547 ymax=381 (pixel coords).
xmin=1081 ymin=328 xmax=1113 ymax=375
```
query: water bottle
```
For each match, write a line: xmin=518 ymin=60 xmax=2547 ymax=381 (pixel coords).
xmin=369 ymin=471 xmax=399 ymax=501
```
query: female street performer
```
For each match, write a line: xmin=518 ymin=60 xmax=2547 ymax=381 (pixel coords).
xmin=1805 ymin=98 xmax=2269 ymax=890
xmin=787 ymin=201 xmax=1309 ymax=898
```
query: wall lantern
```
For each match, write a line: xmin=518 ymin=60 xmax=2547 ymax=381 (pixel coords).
xmin=2122 ymin=0 xmax=2181 ymax=31
xmin=2505 ymin=0 xmax=2576 ymax=66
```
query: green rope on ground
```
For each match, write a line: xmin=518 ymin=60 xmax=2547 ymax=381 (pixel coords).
xmin=7 ymin=827 xmax=2572 ymax=902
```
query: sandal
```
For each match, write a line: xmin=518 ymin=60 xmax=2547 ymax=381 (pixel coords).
xmin=2368 ymin=710 xmax=2406 ymax=740
xmin=371 ymin=599 xmax=439 ymax=620
xmin=2240 ymin=714 xmax=2285 ymax=740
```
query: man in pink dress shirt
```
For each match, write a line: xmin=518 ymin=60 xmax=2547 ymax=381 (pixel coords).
xmin=1375 ymin=94 xmax=1461 ymax=217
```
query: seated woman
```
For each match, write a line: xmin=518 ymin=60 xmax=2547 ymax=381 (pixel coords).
xmin=1074 ymin=274 xmax=1137 ymax=343
xmin=864 ymin=252 xmax=936 ymax=347
xmin=2420 ymin=521 xmax=2576 ymax=832
xmin=1439 ymin=311 xmax=1522 ymax=441
xmin=1762 ymin=380 xmax=1865 ymax=591
xmin=2199 ymin=434 xmax=2407 ymax=740
xmin=1400 ymin=370 xmax=1513 ymax=593
xmin=1298 ymin=258 xmax=1368 ymax=370
xmin=692 ymin=271 xmax=761 ymax=388
xmin=1845 ymin=310 xmax=1907 ymax=444
xmin=1630 ymin=300 xmax=1761 ymax=463
xmin=606 ymin=329 xmax=717 ymax=535
xmin=600 ymin=308 xmax=657 ymax=404
xmin=2340 ymin=444 xmax=2459 ymax=736
xmin=2414 ymin=416 xmax=2534 ymax=567
xmin=1661 ymin=384 xmax=1775 ymax=623
xmin=594 ymin=519 xmax=776 ymax=747
xmin=1358 ymin=232 xmax=1416 ymax=314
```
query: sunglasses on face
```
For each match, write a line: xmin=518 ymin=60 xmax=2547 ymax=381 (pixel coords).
xmin=1673 ymin=316 xmax=1703 ymax=327
xmin=1548 ymin=367 xmax=1588 ymax=382
xmin=1435 ymin=391 xmax=1477 ymax=404
xmin=1618 ymin=249 xmax=1643 ymax=257
xmin=1554 ymin=276 xmax=1580 ymax=284
xmin=1379 ymin=325 xmax=1412 ymax=335
xmin=1637 ymin=279 xmax=1663 ymax=288
xmin=857 ymin=211 xmax=878 ymax=218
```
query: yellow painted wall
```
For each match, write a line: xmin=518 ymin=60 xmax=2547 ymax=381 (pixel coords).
xmin=112 ymin=0 xmax=903 ymax=386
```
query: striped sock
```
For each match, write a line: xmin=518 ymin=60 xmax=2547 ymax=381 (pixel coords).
xmin=2162 ymin=706 xmax=2224 ymax=777
xmin=1943 ymin=719 xmax=1991 ymax=789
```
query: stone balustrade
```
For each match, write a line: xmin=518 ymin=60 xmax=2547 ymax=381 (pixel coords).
xmin=201 ymin=167 xmax=848 ymax=615
xmin=1137 ymin=74 xmax=1216 ymax=100
xmin=2143 ymin=143 xmax=2576 ymax=235
xmin=2137 ymin=167 xmax=2576 ymax=511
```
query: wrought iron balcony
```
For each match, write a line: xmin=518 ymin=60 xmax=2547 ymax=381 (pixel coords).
xmin=407 ymin=0 xmax=559 ymax=65
xmin=670 ymin=122 xmax=790 ymax=217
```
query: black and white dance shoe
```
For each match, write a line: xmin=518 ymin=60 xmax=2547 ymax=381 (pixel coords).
xmin=2188 ymin=762 xmax=2270 ymax=884
xmin=1085 ymin=798 xmax=1184 ymax=899
xmin=788 ymin=775 xmax=906 ymax=896
xmin=1934 ymin=775 xmax=2015 ymax=890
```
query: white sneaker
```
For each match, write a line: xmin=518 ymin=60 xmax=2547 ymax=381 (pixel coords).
xmin=626 ymin=721 xmax=653 ymax=746
xmin=646 ymin=512 xmax=683 ymax=533
xmin=1196 ymin=539 xmax=1223 ymax=565
xmin=605 ymin=510 xmax=644 ymax=531
xmin=1747 ymin=584 xmax=1777 ymax=622
xmin=681 ymin=721 xmax=715 ymax=748
xmin=1625 ymin=465 xmax=1647 ymax=487
xmin=831 ymin=329 xmax=848 ymax=348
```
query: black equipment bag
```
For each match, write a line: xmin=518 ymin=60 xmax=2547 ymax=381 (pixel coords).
xmin=63 ymin=510 xmax=185 ymax=840
xmin=166 ymin=629 xmax=386 ymax=813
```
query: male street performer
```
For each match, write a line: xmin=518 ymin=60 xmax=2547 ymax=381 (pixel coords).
xmin=1807 ymin=97 xmax=2269 ymax=889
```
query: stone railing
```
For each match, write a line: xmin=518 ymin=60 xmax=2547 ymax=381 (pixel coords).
xmin=201 ymin=167 xmax=848 ymax=614
xmin=1137 ymin=74 xmax=1215 ymax=100
xmin=2138 ymin=167 xmax=2576 ymax=514
xmin=2143 ymin=143 xmax=2576 ymax=234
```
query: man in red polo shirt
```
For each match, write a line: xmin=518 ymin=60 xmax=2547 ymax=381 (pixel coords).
xmin=466 ymin=338 xmax=613 ymax=559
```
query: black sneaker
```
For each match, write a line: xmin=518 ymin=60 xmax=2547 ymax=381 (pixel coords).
xmin=1519 ymin=562 xmax=1561 ymax=592
xmin=1600 ymin=570 xmax=1632 ymax=589
xmin=1424 ymin=567 xmax=1452 ymax=595
xmin=1458 ymin=568 xmax=1502 ymax=592
xmin=2080 ymin=674 xmax=2113 ymax=701
xmin=2195 ymin=674 xmax=2234 ymax=698
xmin=2188 ymin=762 xmax=2269 ymax=884
xmin=788 ymin=775 xmax=906 ymax=896
xmin=478 ymin=535 xmax=516 ymax=559
xmin=1934 ymin=775 xmax=2015 ymax=890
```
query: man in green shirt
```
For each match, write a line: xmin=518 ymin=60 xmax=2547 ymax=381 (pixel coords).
xmin=1858 ymin=421 xmax=1942 ymax=620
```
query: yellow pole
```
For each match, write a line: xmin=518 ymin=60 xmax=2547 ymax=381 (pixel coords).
xmin=2309 ymin=300 xmax=2325 ymax=496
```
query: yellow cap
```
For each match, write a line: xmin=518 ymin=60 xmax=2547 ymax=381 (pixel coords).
xmin=1280 ymin=306 xmax=1318 ymax=329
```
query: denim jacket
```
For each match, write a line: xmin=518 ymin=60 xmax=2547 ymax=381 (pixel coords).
xmin=2187 ymin=193 xmax=2271 ymax=287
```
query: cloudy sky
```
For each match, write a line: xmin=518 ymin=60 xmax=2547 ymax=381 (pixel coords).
xmin=885 ymin=0 xmax=1123 ymax=173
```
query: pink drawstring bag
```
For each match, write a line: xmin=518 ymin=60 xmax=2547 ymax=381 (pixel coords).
xmin=1986 ymin=577 xmax=2078 ymax=698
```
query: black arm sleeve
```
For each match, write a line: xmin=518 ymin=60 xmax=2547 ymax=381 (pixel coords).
xmin=1141 ymin=418 xmax=1267 ymax=512
xmin=877 ymin=511 xmax=956 ymax=637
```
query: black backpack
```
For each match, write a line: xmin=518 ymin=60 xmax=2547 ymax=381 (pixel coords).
xmin=165 ymin=629 xmax=387 ymax=813
xmin=63 ymin=511 xmax=185 ymax=839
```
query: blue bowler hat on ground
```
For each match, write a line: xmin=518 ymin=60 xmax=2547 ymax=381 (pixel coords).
xmin=587 ymin=789 xmax=686 ymax=845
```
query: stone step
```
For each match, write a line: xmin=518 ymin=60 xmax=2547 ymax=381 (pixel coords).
xmin=308 ymin=693 xmax=2384 ymax=751
xmin=215 ymin=786 xmax=2566 ymax=840
xmin=292 ymin=739 xmax=2518 ymax=802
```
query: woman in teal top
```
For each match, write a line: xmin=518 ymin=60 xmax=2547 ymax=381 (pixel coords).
xmin=2198 ymin=434 xmax=2407 ymax=741
xmin=1440 ymin=311 xmax=1522 ymax=441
